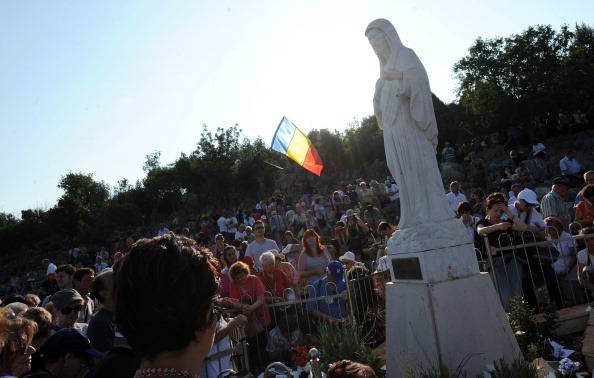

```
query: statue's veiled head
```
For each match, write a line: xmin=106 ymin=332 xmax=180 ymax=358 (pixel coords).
xmin=365 ymin=19 xmax=403 ymax=67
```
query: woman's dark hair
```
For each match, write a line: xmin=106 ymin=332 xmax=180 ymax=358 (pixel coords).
xmin=579 ymin=184 xmax=594 ymax=201
xmin=222 ymin=245 xmax=237 ymax=267
xmin=456 ymin=202 xmax=472 ymax=217
xmin=115 ymin=234 xmax=220 ymax=361
xmin=90 ymin=269 xmax=113 ymax=304
xmin=486 ymin=192 xmax=507 ymax=210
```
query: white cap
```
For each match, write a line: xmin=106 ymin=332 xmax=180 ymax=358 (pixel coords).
xmin=517 ymin=188 xmax=539 ymax=206
xmin=339 ymin=251 xmax=356 ymax=263
xmin=46 ymin=263 xmax=57 ymax=276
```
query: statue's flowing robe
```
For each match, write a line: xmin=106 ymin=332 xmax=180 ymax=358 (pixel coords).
xmin=373 ymin=47 xmax=453 ymax=229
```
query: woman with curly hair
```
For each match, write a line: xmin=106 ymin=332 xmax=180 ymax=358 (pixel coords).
xmin=0 ymin=315 xmax=37 ymax=377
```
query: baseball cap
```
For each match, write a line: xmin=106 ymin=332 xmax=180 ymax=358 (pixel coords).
xmin=339 ymin=251 xmax=356 ymax=263
xmin=517 ymin=188 xmax=539 ymax=206
xmin=326 ymin=261 xmax=344 ymax=283
xmin=40 ymin=328 xmax=103 ymax=360
xmin=553 ymin=176 xmax=573 ymax=188
xmin=51 ymin=289 xmax=83 ymax=311
xmin=346 ymin=209 xmax=354 ymax=217
xmin=215 ymin=233 xmax=224 ymax=240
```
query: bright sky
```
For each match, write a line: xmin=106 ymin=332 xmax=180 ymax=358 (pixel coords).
xmin=1 ymin=0 xmax=592 ymax=215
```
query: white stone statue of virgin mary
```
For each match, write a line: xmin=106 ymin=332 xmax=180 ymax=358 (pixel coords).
xmin=366 ymin=19 xmax=468 ymax=253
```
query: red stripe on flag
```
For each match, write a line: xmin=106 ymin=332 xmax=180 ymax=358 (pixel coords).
xmin=302 ymin=144 xmax=323 ymax=176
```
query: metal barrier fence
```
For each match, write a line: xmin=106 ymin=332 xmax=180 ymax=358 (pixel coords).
xmin=481 ymin=227 xmax=594 ymax=312
xmin=206 ymin=267 xmax=391 ymax=377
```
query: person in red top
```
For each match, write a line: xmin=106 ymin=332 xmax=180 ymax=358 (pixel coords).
xmin=223 ymin=261 xmax=270 ymax=372
xmin=257 ymin=251 xmax=293 ymax=300
xmin=576 ymin=185 xmax=594 ymax=227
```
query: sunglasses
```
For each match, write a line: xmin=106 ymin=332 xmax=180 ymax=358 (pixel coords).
xmin=61 ymin=304 xmax=83 ymax=315
xmin=254 ymin=227 xmax=265 ymax=230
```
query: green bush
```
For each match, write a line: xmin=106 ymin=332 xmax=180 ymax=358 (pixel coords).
xmin=317 ymin=321 xmax=384 ymax=377
xmin=490 ymin=357 xmax=537 ymax=378
xmin=507 ymin=296 xmax=558 ymax=360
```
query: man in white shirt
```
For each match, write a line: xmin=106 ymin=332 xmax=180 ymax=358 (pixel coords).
xmin=226 ymin=214 xmax=238 ymax=235
xmin=217 ymin=215 xmax=228 ymax=233
xmin=201 ymin=314 xmax=247 ymax=378
xmin=446 ymin=181 xmax=468 ymax=214
xmin=560 ymin=149 xmax=582 ymax=176
xmin=559 ymin=150 xmax=582 ymax=175
xmin=234 ymin=224 xmax=247 ymax=241
xmin=245 ymin=220 xmax=279 ymax=272
xmin=43 ymin=258 xmax=57 ymax=277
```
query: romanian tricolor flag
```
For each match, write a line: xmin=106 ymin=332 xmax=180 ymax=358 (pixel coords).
xmin=271 ymin=117 xmax=323 ymax=176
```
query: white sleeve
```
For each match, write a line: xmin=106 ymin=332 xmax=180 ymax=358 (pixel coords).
xmin=532 ymin=211 xmax=546 ymax=228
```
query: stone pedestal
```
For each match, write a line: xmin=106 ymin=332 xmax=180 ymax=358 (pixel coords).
xmin=385 ymin=242 xmax=521 ymax=377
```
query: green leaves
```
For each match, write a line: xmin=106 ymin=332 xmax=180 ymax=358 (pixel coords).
xmin=454 ymin=24 xmax=594 ymax=134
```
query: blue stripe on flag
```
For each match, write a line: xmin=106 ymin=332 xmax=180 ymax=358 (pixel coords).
xmin=271 ymin=116 xmax=296 ymax=154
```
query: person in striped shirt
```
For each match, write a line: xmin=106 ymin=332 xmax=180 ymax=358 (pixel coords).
xmin=541 ymin=176 xmax=573 ymax=228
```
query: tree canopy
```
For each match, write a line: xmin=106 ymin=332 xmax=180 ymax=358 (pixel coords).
xmin=454 ymin=24 xmax=594 ymax=135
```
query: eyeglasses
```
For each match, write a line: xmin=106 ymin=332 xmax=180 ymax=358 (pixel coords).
xmin=61 ymin=304 xmax=83 ymax=315
xmin=254 ymin=227 xmax=265 ymax=231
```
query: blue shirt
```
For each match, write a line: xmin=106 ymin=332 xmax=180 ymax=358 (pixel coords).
xmin=306 ymin=277 xmax=347 ymax=320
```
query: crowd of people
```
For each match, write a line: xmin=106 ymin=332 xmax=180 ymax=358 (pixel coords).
xmin=447 ymin=147 xmax=594 ymax=311
xmin=0 ymin=135 xmax=592 ymax=377
xmin=0 ymin=178 xmax=399 ymax=377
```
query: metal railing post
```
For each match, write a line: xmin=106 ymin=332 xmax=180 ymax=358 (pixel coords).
xmin=484 ymin=236 xmax=501 ymax=301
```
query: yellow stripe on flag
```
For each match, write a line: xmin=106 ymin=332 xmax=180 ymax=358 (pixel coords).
xmin=286 ymin=128 xmax=311 ymax=165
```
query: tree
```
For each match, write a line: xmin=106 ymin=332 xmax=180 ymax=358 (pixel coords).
xmin=143 ymin=150 xmax=161 ymax=173
xmin=453 ymin=24 xmax=591 ymax=135
xmin=47 ymin=173 xmax=109 ymax=238
xmin=0 ymin=212 xmax=17 ymax=228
